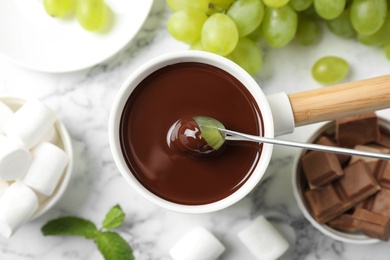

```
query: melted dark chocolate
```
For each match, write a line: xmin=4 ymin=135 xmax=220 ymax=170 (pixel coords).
xmin=120 ymin=62 xmax=263 ymax=205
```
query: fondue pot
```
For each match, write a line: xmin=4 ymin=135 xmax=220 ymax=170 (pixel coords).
xmin=109 ymin=51 xmax=390 ymax=214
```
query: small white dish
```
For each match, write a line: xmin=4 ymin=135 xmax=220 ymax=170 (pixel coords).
xmin=291 ymin=119 xmax=390 ymax=244
xmin=0 ymin=0 xmax=153 ymax=73
xmin=0 ymin=96 xmax=73 ymax=219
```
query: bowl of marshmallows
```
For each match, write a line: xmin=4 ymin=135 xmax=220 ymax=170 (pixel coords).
xmin=0 ymin=96 xmax=73 ymax=238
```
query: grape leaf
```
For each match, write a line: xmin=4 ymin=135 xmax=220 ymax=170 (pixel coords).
xmin=41 ymin=216 xmax=97 ymax=239
xmin=94 ymin=231 xmax=134 ymax=260
xmin=102 ymin=204 xmax=125 ymax=230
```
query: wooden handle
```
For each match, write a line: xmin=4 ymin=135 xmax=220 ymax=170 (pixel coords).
xmin=288 ymin=75 xmax=390 ymax=127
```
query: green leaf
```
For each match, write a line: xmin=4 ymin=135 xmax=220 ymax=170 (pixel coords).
xmin=102 ymin=204 xmax=125 ymax=230
xmin=41 ymin=216 xmax=98 ymax=239
xmin=94 ymin=231 xmax=134 ymax=260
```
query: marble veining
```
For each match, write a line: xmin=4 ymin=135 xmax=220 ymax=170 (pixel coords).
xmin=1 ymin=0 xmax=390 ymax=259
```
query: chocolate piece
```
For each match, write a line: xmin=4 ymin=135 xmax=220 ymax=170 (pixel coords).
xmin=367 ymin=188 xmax=390 ymax=218
xmin=304 ymin=160 xmax=380 ymax=224
xmin=304 ymin=185 xmax=346 ymax=223
xmin=349 ymin=145 xmax=390 ymax=165
xmin=301 ymin=151 xmax=343 ymax=189
xmin=375 ymin=161 xmax=390 ymax=189
xmin=353 ymin=208 xmax=390 ymax=241
xmin=336 ymin=160 xmax=380 ymax=203
xmin=336 ymin=113 xmax=380 ymax=147
xmin=327 ymin=214 xmax=357 ymax=233
xmin=315 ymin=136 xmax=350 ymax=165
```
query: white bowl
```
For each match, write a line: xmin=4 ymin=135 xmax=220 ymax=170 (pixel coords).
xmin=0 ymin=96 xmax=73 ymax=219
xmin=291 ymin=119 xmax=390 ymax=244
xmin=109 ymin=50 xmax=275 ymax=214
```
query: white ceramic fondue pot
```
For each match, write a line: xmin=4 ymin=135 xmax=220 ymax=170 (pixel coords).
xmin=109 ymin=50 xmax=390 ymax=214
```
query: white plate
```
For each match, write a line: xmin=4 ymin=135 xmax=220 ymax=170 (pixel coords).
xmin=0 ymin=0 xmax=153 ymax=73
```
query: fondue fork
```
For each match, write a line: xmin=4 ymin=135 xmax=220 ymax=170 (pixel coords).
xmin=218 ymin=128 xmax=390 ymax=160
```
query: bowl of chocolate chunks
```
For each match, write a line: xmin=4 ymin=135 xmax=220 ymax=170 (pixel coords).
xmin=293 ymin=112 xmax=390 ymax=244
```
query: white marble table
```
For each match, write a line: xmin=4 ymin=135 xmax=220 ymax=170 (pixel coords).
xmin=1 ymin=1 xmax=390 ymax=259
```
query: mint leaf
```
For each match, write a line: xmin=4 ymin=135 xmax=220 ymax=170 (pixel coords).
xmin=41 ymin=216 xmax=98 ymax=239
xmin=41 ymin=204 xmax=133 ymax=260
xmin=102 ymin=204 xmax=125 ymax=230
xmin=94 ymin=231 xmax=134 ymax=260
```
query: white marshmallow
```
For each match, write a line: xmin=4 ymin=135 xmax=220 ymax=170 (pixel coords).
xmin=39 ymin=126 xmax=59 ymax=145
xmin=0 ymin=181 xmax=38 ymax=238
xmin=23 ymin=142 xmax=68 ymax=196
xmin=169 ymin=227 xmax=225 ymax=260
xmin=0 ymin=101 xmax=13 ymax=134
xmin=0 ymin=181 xmax=9 ymax=197
xmin=3 ymin=99 xmax=57 ymax=149
xmin=238 ymin=216 xmax=289 ymax=260
xmin=0 ymin=136 xmax=32 ymax=180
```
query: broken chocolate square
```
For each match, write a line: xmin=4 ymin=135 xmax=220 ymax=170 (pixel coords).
xmin=336 ymin=160 xmax=380 ymax=203
xmin=304 ymin=185 xmax=346 ymax=224
xmin=353 ymin=208 xmax=390 ymax=241
xmin=301 ymin=151 xmax=343 ymax=189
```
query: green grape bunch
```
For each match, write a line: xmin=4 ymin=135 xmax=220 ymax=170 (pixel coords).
xmin=167 ymin=0 xmax=265 ymax=75
xmin=166 ymin=0 xmax=390 ymax=83
xmin=43 ymin=0 xmax=109 ymax=32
